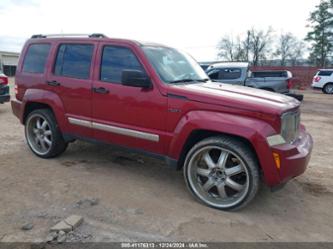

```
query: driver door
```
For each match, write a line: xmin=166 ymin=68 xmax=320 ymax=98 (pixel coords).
xmin=91 ymin=43 xmax=167 ymax=155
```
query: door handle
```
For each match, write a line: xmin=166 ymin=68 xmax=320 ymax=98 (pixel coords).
xmin=93 ymin=87 xmax=110 ymax=94
xmin=46 ymin=80 xmax=61 ymax=87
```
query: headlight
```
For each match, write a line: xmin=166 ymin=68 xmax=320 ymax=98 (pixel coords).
xmin=267 ymin=110 xmax=300 ymax=147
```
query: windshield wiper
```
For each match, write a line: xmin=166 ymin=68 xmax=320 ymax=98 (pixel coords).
xmin=169 ymin=78 xmax=210 ymax=84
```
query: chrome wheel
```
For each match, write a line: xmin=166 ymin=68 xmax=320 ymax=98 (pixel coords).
xmin=325 ymin=83 xmax=333 ymax=94
xmin=187 ymin=146 xmax=250 ymax=209
xmin=26 ymin=114 xmax=53 ymax=156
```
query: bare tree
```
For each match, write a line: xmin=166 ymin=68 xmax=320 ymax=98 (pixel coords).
xmin=248 ymin=28 xmax=273 ymax=66
xmin=217 ymin=35 xmax=248 ymax=62
xmin=275 ymin=33 xmax=296 ymax=66
xmin=217 ymin=36 xmax=236 ymax=61
xmin=243 ymin=31 xmax=251 ymax=62
xmin=290 ymin=40 xmax=306 ymax=66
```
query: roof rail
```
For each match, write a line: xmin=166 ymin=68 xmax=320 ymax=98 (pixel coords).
xmin=31 ymin=33 xmax=107 ymax=39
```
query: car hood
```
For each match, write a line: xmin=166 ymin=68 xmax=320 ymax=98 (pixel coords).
xmin=168 ymin=82 xmax=300 ymax=115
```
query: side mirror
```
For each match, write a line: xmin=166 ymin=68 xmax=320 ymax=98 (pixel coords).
xmin=121 ymin=70 xmax=151 ymax=88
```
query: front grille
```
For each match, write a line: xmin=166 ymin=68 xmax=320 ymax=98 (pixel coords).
xmin=281 ymin=110 xmax=300 ymax=143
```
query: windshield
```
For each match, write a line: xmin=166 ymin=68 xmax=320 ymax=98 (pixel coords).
xmin=142 ymin=46 xmax=208 ymax=84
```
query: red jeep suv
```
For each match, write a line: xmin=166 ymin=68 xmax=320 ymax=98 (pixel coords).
xmin=11 ymin=34 xmax=313 ymax=210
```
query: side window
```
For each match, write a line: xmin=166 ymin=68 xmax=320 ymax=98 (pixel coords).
xmin=100 ymin=46 xmax=144 ymax=84
xmin=218 ymin=68 xmax=242 ymax=80
xmin=22 ymin=44 xmax=50 ymax=73
xmin=54 ymin=44 xmax=94 ymax=79
xmin=207 ymin=69 xmax=220 ymax=80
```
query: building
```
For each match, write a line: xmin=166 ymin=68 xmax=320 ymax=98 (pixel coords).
xmin=0 ymin=51 xmax=20 ymax=76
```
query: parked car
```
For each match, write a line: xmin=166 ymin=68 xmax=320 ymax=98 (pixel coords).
xmin=12 ymin=34 xmax=313 ymax=210
xmin=206 ymin=62 xmax=303 ymax=101
xmin=199 ymin=63 xmax=211 ymax=71
xmin=0 ymin=71 xmax=10 ymax=104
xmin=311 ymin=69 xmax=333 ymax=94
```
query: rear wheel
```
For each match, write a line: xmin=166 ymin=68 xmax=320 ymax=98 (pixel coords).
xmin=183 ymin=136 xmax=260 ymax=210
xmin=323 ymin=83 xmax=333 ymax=94
xmin=25 ymin=109 xmax=67 ymax=158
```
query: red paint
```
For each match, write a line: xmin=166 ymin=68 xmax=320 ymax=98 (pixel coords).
xmin=0 ymin=76 xmax=8 ymax=85
xmin=11 ymin=37 xmax=313 ymax=188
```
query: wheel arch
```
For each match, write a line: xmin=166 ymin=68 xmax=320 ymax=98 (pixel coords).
xmin=176 ymin=129 xmax=258 ymax=170
xmin=21 ymin=89 xmax=67 ymax=131
xmin=23 ymin=102 xmax=54 ymax=124
xmin=168 ymin=110 xmax=280 ymax=186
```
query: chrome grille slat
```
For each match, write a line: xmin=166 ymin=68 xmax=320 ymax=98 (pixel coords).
xmin=281 ymin=110 xmax=300 ymax=143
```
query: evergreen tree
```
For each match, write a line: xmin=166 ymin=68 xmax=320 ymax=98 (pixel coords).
xmin=305 ymin=0 xmax=333 ymax=67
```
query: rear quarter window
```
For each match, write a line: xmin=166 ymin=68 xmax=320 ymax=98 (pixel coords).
xmin=318 ymin=70 xmax=333 ymax=76
xmin=22 ymin=44 xmax=51 ymax=73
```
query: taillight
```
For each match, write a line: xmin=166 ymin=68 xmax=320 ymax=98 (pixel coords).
xmin=287 ymin=79 xmax=292 ymax=89
xmin=0 ymin=76 xmax=8 ymax=85
xmin=14 ymin=84 xmax=18 ymax=95
xmin=314 ymin=76 xmax=321 ymax=82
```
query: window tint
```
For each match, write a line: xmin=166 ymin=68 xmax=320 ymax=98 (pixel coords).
xmin=100 ymin=46 xmax=144 ymax=83
xmin=54 ymin=44 xmax=93 ymax=79
xmin=207 ymin=69 xmax=220 ymax=80
xmin=318 ymin=70 xmax=333 ymax=76
xmin=218 ymin=68 xmax=242 ymax=80
xmin=252 ymin=71 xmax=287 ymax=77
xmin=23 ymin=44 xmax=50 ymax=73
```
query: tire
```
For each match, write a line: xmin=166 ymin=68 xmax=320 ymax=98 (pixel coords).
xmin=323 ymin=83 xmax=333 ymax=94
xmin=183 ymin=136 xmax=260 ymax=211
xmin=25 ymin=109 xmax=68 ymax=158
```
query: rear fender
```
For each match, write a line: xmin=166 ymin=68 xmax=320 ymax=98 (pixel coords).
xmin=22 ymin=89 xmax=67 ymax=131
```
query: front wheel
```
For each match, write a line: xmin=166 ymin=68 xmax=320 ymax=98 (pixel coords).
xmin=183 ymin=136 xmax=260 ymax=211
xmin=25 ymin=109 xmax=68 ymax=158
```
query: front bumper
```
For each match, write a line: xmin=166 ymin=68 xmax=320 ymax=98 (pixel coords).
xmin=0 ymin=85 xmax=10 ymax=103
xmin=271 ymin=127 xmax=313 ymax=186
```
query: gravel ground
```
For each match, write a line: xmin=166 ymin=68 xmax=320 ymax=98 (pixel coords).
xmin=0 ymin=78 xmax=332 ymax=242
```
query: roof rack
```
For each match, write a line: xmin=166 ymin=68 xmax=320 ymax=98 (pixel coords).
xmin=31 ymin=33 xmax=107 ymax=39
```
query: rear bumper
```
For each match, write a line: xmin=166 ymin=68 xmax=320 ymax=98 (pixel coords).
xmin=0 ymin=85 xmax=10 ymax=103
xmin=271 ymin=128 xmax=313 ymax=186
xmin=11 ymin=99 xmax=23 ymax=122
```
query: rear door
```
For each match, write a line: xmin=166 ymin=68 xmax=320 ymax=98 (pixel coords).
xmin=46 ymin=41 xmax=97 ymax=138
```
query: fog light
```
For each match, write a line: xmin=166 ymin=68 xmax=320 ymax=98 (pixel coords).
xmin=273 ymin=152 xmax=281 ymax=170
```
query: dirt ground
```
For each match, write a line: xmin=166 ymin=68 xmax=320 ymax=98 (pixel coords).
xmin=0 ymin=78 xmax=332 ymax=242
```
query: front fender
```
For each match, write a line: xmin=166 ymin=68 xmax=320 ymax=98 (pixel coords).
xmin=22 ymin=89 xmax=67 ymax=131
xmin=168 ymin=111 xmax=281 ymax=186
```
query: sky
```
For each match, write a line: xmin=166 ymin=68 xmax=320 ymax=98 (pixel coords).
xmin=0 ymin=0 xmax=322 ymax=61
